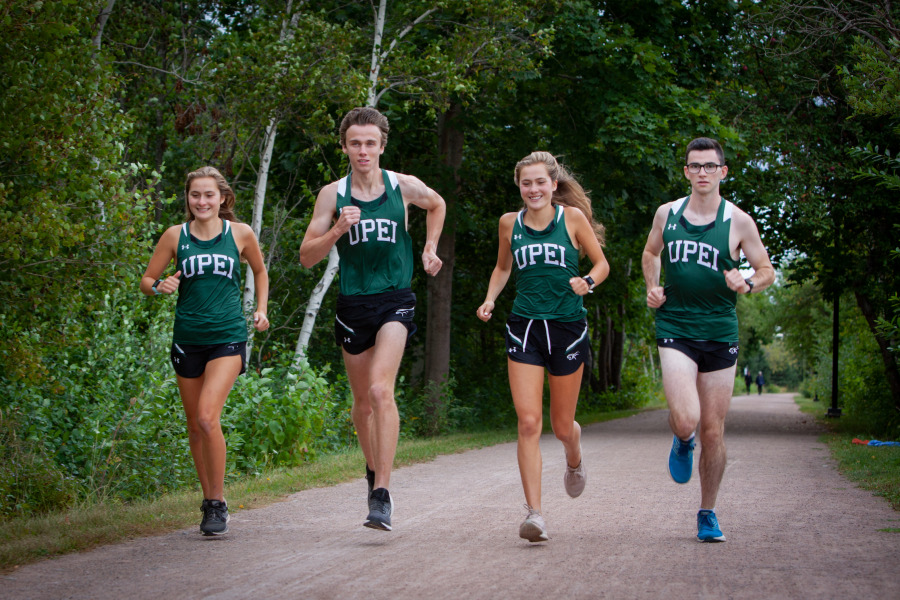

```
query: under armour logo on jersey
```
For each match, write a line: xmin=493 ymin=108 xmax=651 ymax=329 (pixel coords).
xmin=514 ymin=234 xmax=522 ymax=240
xmin=667 ymin=224 xmax=677 ymax=231
xmin=567 ymin=351 xmax=580 ymax=361
xmin=181 ymin=244 xmax=190 ymax=250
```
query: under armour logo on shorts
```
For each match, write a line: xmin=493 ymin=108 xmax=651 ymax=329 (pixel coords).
xmin=395 ymin=308 xmax=412 ymax=317
xmin=508 ymin=347 xmax=517 ymax=353
xmin=344 ymin=337 xmax=351 ymax=343
xmin=567 ymin=351 xmax=580 ymax=361
xmin=729 ymin=346 xmax=738 ymax=354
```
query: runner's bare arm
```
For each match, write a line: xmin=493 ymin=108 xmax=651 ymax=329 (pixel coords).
xmin=140 ymin=225 xmax=181 ymax=295
xmin=398 ymin=173 xmax=446 ymax=276
xmin=642 ymin=203 xmax=670 ymax=308
xmin=299 ymin=183 xmax=359 ymax=268
xmin=565 ymin=207 xmax=610 ymax=296
xmin=477 ymin=213 xmax=516 ymax=322
xmin=235 ymin=223 xmax=270 ymax=331
xmin=724 ymin=210 xmax=775 ymax=294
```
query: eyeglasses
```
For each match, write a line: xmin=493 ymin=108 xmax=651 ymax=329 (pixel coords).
xmin=686 ymin=163 xmax=725 ymax=174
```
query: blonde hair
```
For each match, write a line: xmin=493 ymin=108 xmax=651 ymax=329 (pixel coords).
xmin=513 ymin=151 xmax=605 ymax=246
xmin=183 ymin=166 xmax=238 ymax=222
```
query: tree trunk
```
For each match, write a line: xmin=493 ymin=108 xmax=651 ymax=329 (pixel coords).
xmin=423 ymin=103 xmax=463 ymax=433
xmin=854 ymin=291 xmax=900 ymax=412
xmin=92 ymin=0 xmax=116 ymax=52
xmin=294 ymin=246 xmax=340 ymax=365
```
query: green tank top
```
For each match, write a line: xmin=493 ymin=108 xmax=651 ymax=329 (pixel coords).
xmin=656 ymin=197 xmax=740 ymax=342
xmin=335 ymin=169 xmax=413 ymax=296
xmin=173 ymin=220 xmax=247 ymax=345
xmin=510 ymin=205 xmax=586 ymax=322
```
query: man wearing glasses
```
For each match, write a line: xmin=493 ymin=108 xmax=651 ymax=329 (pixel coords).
xmin=641 ymin=137 xmax=774 ymax=542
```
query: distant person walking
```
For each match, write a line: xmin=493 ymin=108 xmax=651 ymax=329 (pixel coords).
xmin=140 ymin=166 xmax=269 ymax=536
xmin=744 ymin=368 xmax=752 ymax=395
xmin=477 ymin=151 xmax=609 ymax=543
xmin=756 ymin=371 xmax=765 ymax=395
xmin=641 ymin=137 xmax=774 ymax=543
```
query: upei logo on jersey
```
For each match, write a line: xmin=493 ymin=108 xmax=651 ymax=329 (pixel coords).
xmin=666 ymin=240 xmax=720 ymax=271
xmin=513 ymin=242 xmax=567 ymax=270
xmin=347 ymin=218 xmax=399 ymax=246
xmin=181 ymin=253 xmax=236 ymax=279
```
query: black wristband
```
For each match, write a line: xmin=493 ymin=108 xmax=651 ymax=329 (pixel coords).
xmin=744 ymin=278 xmax=755 ymax=293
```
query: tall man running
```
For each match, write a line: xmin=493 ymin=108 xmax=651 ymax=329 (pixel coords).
xmin=641 ymin=137 xmax=774 ymax=542
xmin=300 ymin=107 xmax=446 ymax=531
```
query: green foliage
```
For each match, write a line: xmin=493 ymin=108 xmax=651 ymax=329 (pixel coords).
xmin=0 ymin=410 xmax=79 ymax=519
xmin=223 ymin=360 xmax=355 ymax=473
xmin=0 ymin=286 xmax=354 ymax=508
xmin=0 ymin=1 xmax=160 ymax=381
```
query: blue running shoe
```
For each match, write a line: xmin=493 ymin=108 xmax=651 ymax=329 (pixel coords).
xmin=668 ymin=434 xmax=695 ymax=484
xmin=697 ymin=509 xmax=726 ymax=542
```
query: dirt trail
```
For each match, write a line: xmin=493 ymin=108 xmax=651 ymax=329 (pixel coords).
xmin=3 ymin=393 xmax=899 ymax=599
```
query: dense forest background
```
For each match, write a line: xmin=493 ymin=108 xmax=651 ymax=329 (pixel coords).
xmin=1 ymin=0 xmax=899 ymax=517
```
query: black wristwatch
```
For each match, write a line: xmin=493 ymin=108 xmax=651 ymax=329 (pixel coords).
xmin=152 ymin=279 xmax=163 ymax=295
xmin=744 ymin=278 xmax=755 ymax=294
xmin=583 ymin=275 xmax=596 ymax=291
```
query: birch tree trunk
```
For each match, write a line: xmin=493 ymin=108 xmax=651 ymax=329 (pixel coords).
xmin=92 ymin=0 xmax=116 ymax=52
xmin=244 ymin=2 xmax=299 ymax=361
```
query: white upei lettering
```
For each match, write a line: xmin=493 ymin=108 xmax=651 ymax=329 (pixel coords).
xmin=544 ymin=243 xmax=559 ymax=266
xmin=197 ymin=254 xmax=213 ymax=274
xmin=182 ymin=256 xmax=196 ymax=278
xmin=697 ymin=243 xmax=712 ymax=268
xmin=528 ymin=244 xmax=543 ymax=265
xmin=348 ymin=224 xmax=360 ymax=245
xmin=213 ymin=254 xmax=229 ymax=276
xmin=668 ymin=240 xmax=682 ymax=262
xmin=376 ymin=218 xmax=393 ymax=242
xmin=360 ymin=219 xmax=376 ymax=242
xmin=514 ymin=247 xmax=527 ymax=270
xmin=711 ymin=247 xmax=720 ymax=271
xmin=680 ymin=240 xmax=698 ymax=262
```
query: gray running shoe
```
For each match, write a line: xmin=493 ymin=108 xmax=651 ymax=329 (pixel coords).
xmin=564 ymin=444 xmax=586 ymax=498
xmin=364 ymin=487 xmax=393 ymax=531
xmin=519 ymin=504 xmax=548 ymax=542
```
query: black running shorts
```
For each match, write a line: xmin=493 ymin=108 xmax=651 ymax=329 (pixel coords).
xmin=170 ymin=341 xmax=247 ymax=378
xmin=335 ymin=288 xmax=417 ymax=355
xmin=657 ymin=338 xmax=739 ymax=373
xmin=505 ymin=314 xmax=589 ymax=376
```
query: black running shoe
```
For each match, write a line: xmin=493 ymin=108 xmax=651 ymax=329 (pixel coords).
xmin=199 ymin=499 xmax=210 ymax=533
xmin=364 ymin=487 xmax=393 ymax=531
xmin=200 ymin=499 xmax=229 ymax=536
xmin=365 ymin=464 xmax=375 ymax=498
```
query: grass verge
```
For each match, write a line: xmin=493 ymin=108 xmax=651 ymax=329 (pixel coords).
xmin=1 ymin=406 xmax=659 ymax=573
xmin=794 ymin=394 xmax=900 ymax=514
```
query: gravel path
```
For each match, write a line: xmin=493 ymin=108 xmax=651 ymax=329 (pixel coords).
xmin=3 ymin=392 xmax=899 ymax=599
